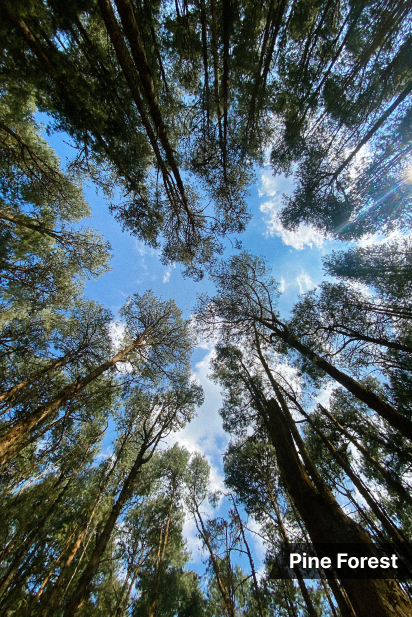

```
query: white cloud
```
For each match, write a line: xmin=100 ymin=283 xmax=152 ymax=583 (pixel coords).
xmin=356 ymin=230 xmax=408 ymax=248
xmin=296 ymin=270 xmax=315 ymax=295
xmin=258 ymin=168 xmax=294 ymax=198
xmin=279 ymin=276 xmax=287 ymax=294
xmin=314 ymin=382 xmax=335 ymax=409
xmin=261 ymin=199 xmax=326 ymax=250
xmin=259 ymin=169 xmax=326 ymax=250
xmin=162 ymin=267 xmax=171 ymax=283
xmin=170 ymin=347 xmax=227 ymax=493
xmin=247 ymin=517 xmax=266 ymax=567
xmin=133 ymin=240 xmax=160 ymax=257
xmin=108 ymin=320 xmax=125 ymax=348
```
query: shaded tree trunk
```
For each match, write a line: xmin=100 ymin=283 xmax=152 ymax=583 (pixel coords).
xmin=261 ymin=393 xmax=412 ymax=616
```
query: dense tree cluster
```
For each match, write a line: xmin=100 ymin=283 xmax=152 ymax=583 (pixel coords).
xmin=1 ymin=0 xmax=412 ymax=615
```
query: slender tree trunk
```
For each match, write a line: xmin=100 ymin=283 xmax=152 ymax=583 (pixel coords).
xmin=96 ymin=0 xmax=174 ymax=201
xmin=298 ymin=404 xmax=412 ymax=561
xmin=114 ymin=549 xmax=146 ymax=617
xmin=260 ymin=0 xmax=288 ymax=90
xmin=209 ymin=0 xmax=223 ymax=153
xmin=0 ymin=450 xmax=89 ymax=604
xmin=37 ymin=454 xmax=122 ymax=617
xmin=199 ymin=0 xmax=210 ymax=123
xmin=148 ymin=487 xmax=176 ymax=617
xmin=268 ymin=320 xmax=412 ymax=440
xmin=63 ymin=432 xmax=159 ymax=616
xmin=318 ymin=404 xmax=412 ymax=508
xmin=265 ymin=487 xmax=318 ymax=617
xmin=230 ymin=497 xmax=266 ymax=617
xmin=289 ymin=500 xmax=356 ymax=617
xmin=194 ymin=503 xmax=235 ymax=617
xmin=23 ymin=532 xmax=75 ymax=616
xmin=0 ymin=349 xmax=79 ymax=409
xmin=282 ymin=579 xmax=298 ymax=617
xmin=113 ymin=0 xmax=192 ymax=222
xmin=332 ymin=80 xmax=412 ymax=179
xmin=221 ymin=0 xmax=231 ymax=179
xmin=0 ymin=339 xmax=141 ymax=465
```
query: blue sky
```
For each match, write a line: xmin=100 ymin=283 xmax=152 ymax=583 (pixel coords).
xmin=44 ymin=121 xmax=349 ymax=577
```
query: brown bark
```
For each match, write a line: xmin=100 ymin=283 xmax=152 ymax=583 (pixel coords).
xmin=0 ymin=449 xmax=89 ymax=605
xmin=114 ymin=562 xmax=142 ymax=617
xmin=0 ymin=339 xmax=142 ymax=465
xmin=113 ymin=0 xmax=193 ymax=224
xmin=296 ymin=402 xmax=412 ymax=559
xmin=148 ymin=487 xmax=176 ymax=617
xmin=194 ymin=503 xmax=235 ymax=617
xmin=267 ymin=320 xmax=412 ymax=440
xmin=289 ymin=500 xmax=355 ymax=617
xmin=96 ymin=0 xmax=174 ymax=204
xmin=230 ymin=497 xmax=266 ymax=617
xmin=0 ymin=349 xmax=79 ymax=409
xmin=37 ymin=451 xmax=123 ymax=617
xmin=261 ymin=395 xmax=412 ymax=617
xmin=265 ymin=488 xmax=317 ymax=617
xmin=318 ymin=404 xmax=412 ymax=508
xmin=23 ymin=531 xmax=75 ymax=616
xmin=63 ymin=420 xmax=166 ymax=616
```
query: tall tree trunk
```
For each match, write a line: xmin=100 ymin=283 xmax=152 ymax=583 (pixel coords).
xmin=209 ymin=0 xmax=223 ymax=155
xmin=267 ymin=319 xmax=412 ymax=439
xmin=230 ymin=497 xmax=266 ymax=617
xmin=63 ymin=431 xmax=160 ymax=616
xmin=148 ymin=487 xmax=176 ymax=617
xmin=23 ymin=532 xmax=75 ymax=616
xmin=261 ymin=394 xmax=412 ymax=617
xmin=114 ymin=549 xmax=146 ymax=617
xmin=0 ymin=339 xmax=141 ymax=465
xmin=296 ymin=402 xmax=412 ymax=567
xmin=37 ymin=449 xmax=124 ymax=617
xmin=194 ymin=503 xmax=235 ymax=617
xmin=96 ymin=0 xmax=175 ymax=206
xmin=265 ymin=487 xmax=318 ymax=617
xmin=0 ymin=449 xmax=89 ymax=604
xmin=332 ymin=80 xmax=412 ymax=179
xmin=289 ymin=499 xmax=356 ymax=617
xmin=199 ymin=0 xmax=210 ymax=123
xmin=0 ymin=349 xmax=80 ymax=409
xmin=113 ymin=0 xmax=193 ymax=223
xmin=221 ymin=0 xmax=231 ymax=179
xmin=318 ymin=404 xmax=412 ymax=508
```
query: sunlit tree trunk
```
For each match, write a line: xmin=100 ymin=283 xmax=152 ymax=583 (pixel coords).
xmin=0 ymin=340 xmax=140 ymax=465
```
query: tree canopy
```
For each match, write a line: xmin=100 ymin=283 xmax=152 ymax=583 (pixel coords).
xmin=1 ymin=0 xmax=412 ymax=614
